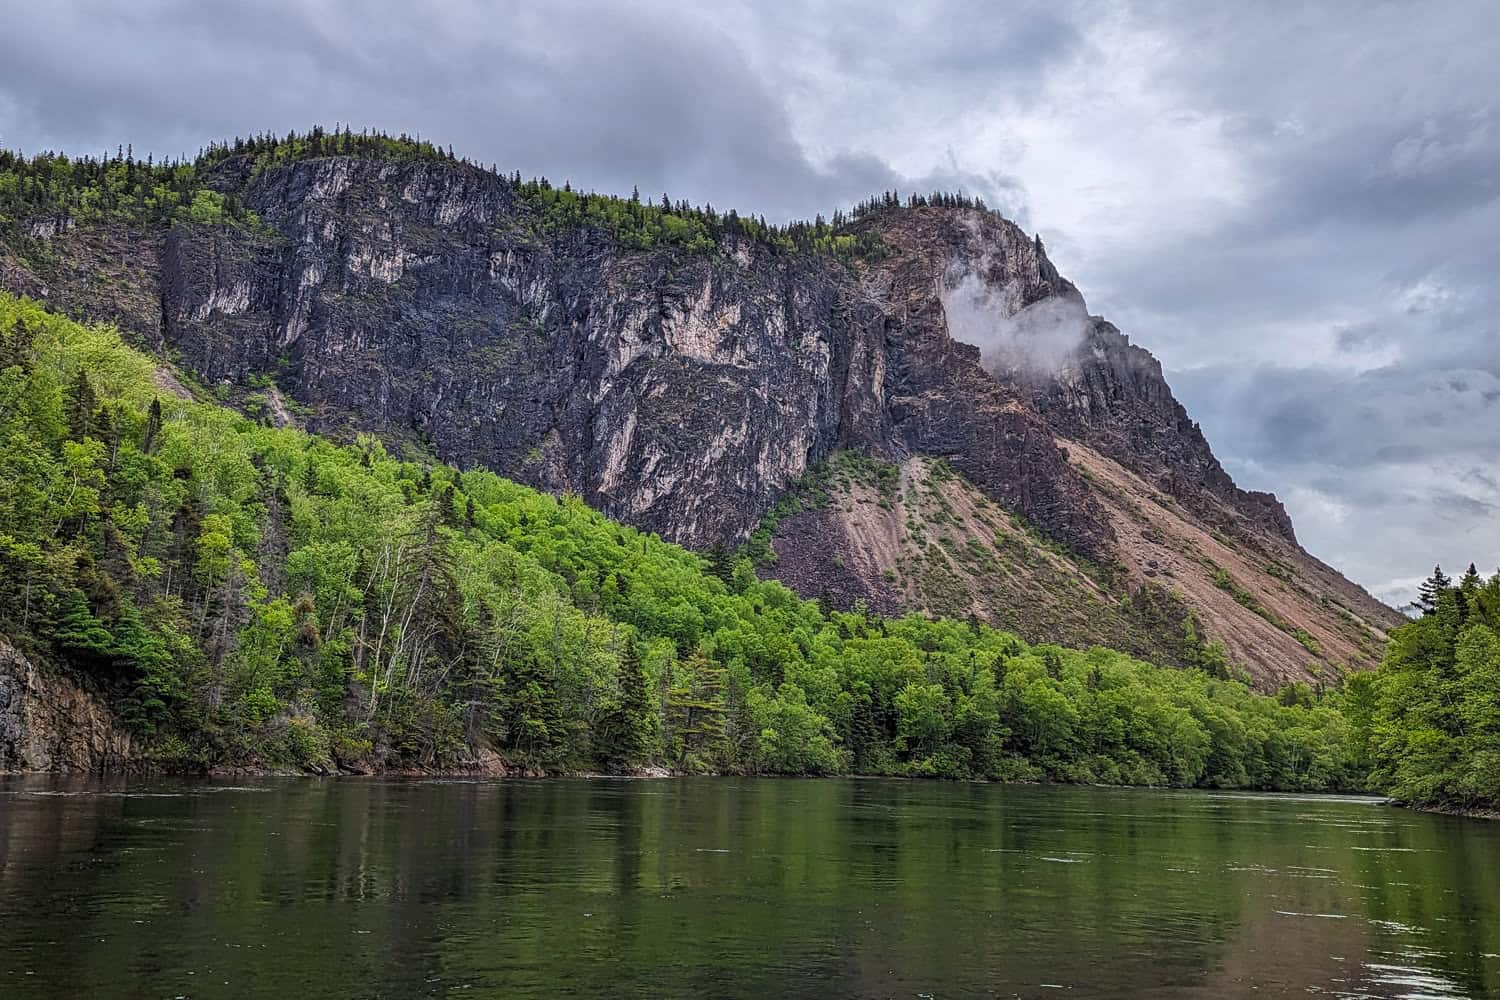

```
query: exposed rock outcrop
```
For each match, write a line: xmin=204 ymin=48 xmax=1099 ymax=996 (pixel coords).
xmin=0 ymin=643 xmax=131 ymax=773
xmin=91 ymin=159 xmax=1117 ymax=556
xmin=151 ymin=159 xmax=858 ymax=546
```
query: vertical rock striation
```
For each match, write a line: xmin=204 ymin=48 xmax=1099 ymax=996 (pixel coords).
xmin=0 ymin=644 xmax=131 ymax=772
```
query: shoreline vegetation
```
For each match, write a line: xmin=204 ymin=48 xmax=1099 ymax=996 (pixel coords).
xmin=1386 ymin=800 xmax=1500 ymax=821
xmin=0 ymin=139 xmax=1497 ymax=815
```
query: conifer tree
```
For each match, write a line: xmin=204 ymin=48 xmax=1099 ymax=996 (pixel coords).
xmin=113 ymin=602 xmax=181 ymax=733
xmin=66 ymin=368 xmax=98 ymax=441
xmin=704 ymin=543 xmax=735 ymax=586
xmin=498 ymin=648 xmax=565 ymax=768
xmin=0 ymin=316 xmax=31 ymax=370
xmin=49 ymin=591 xmax=114 ymax=665
xmin=596 ymin=635 xmax=650 ymax=771
xmin=1416 ymin=565 xmax=1453 ymax=616
xmin=663 ymin=651 xmax=727 ymax=768
xmin=142 ymin=398 xmax=163 ymax=454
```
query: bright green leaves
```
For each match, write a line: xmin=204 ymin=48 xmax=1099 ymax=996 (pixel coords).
xmin=750 ymin=683 xmax=844 ymax=774
xmin=54 ymin=438 xmax=107 ymax=528
xmin=895 ymin=682 xmax=952 ymax=755
xmin=185 ymin=189 xmax=228 ymax=226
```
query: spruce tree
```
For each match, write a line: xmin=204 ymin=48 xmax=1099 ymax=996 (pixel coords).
xmin=704 ymin=543 xmax=735 ymax=586
xmin=50 ymin=591 xmax=114 ymax=665
xmin=0 ymin=316 xmax=32 ymax=370
xmin=843 ymin=693 xmax=882 ymax=772
xmin=1416 ymin=565 xmax=1453 ymax=616
xmin=142 ymin=397 xmax=163 ymax=454
xmin=1458 ymin=563 xmax=1483 ymax=621
xmin=66 ymin=368 xmax=98 ymax=441
xmin=113 ymin=602 xmax=180 ymax=733
xmin=597 ymin=636 xmax=650 ymax=771
xmin=499 ymin=649 xmax=564 ymax=769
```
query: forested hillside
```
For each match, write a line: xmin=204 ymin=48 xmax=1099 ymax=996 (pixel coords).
xmin=0 ymin=293 xmax=1381 ymax=789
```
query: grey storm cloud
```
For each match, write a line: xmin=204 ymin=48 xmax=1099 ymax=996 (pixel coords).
xmin=0 ymin=0 xmax=1024 ymax=220
xmin=2 ymin=0 xmax=1497 ymax=603
xmin=1167 ymin=355 xmax=1500 ymax=603
xmin=1169 ymin=366 xmax=1500 ymax=471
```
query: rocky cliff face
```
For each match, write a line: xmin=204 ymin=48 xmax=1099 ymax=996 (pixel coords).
xmin=0 ymin=153 xmax=1402 ymax=685
xmin=0 ymin=644 xmax=131 ymax=772
xmin=150 ymin=160 xmax=1118 ymax=558
xmin=151 ymin=157 xmax=865 ymax=545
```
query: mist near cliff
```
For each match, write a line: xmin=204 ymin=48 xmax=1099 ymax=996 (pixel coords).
xmin=940 ymin=271 xmax=1092 ymax=379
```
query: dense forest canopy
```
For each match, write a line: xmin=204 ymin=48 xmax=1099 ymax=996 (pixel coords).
xmin=0 ymin=145 xmax=252 ymax=229
xmin=1354 ymin=563 xmax=1500 ymax=810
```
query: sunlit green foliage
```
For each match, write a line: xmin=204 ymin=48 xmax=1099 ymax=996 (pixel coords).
xmin=0 ymin=145 xmax=253 ymax=229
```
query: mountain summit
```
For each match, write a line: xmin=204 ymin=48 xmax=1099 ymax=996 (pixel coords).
xmin=0 ymin=133 xmax=1400 ymax=686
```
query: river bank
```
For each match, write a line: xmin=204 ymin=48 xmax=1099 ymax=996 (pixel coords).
xmin=9 ymin=758 xmax=1495 ymax=820
xmin=1386 ymin=798 xmax=1500 ymax=821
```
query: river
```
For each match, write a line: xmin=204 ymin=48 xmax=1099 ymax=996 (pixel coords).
xmin=0 ymin=776 xmax=1496 ymax=998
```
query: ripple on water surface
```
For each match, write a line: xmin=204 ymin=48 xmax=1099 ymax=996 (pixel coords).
xmin=0 ymin=778 xmax=1495 ymax=999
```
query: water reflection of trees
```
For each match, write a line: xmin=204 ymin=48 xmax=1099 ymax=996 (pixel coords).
xmin=0 ymin=779 xmax=1495 ymax=998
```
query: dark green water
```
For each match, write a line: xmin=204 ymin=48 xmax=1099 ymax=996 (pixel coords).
xmin=1 ymin=777 xmax=1496 ymax=999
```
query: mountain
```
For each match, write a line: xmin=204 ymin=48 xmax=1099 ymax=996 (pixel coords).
xmin=0 ymin=131 xmax=1401 ymax=690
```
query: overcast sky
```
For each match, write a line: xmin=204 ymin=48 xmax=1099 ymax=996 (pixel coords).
xmin=2 ymin=0 xmax=1495 ymax=604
